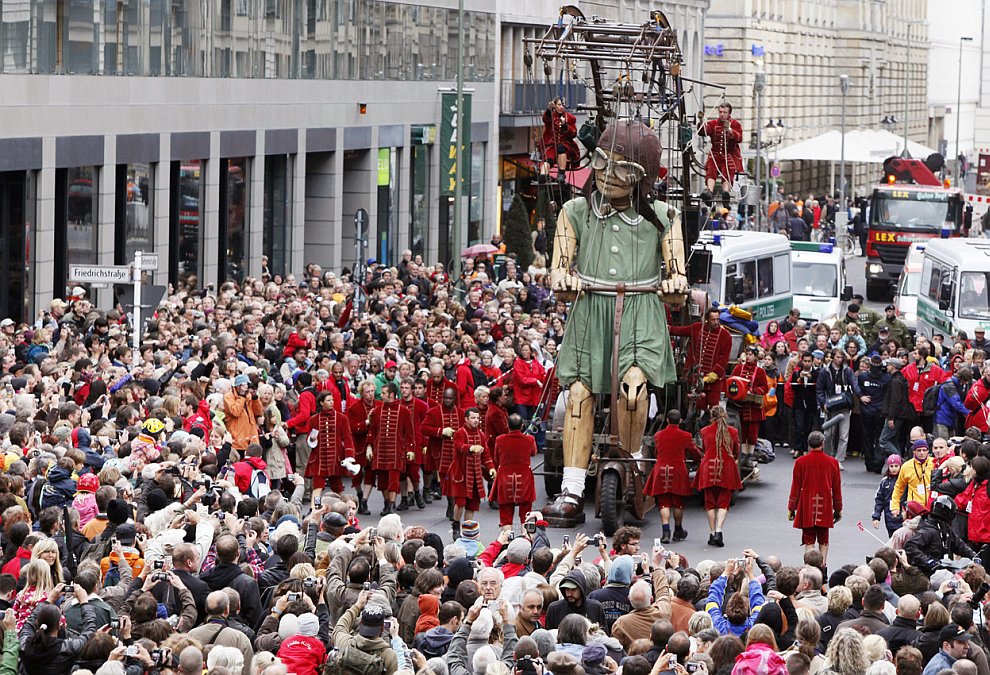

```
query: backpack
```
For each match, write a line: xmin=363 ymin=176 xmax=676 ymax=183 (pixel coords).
xmin=103 ymin=560 xmax=122 ymax=587
xmin=324 ymin=645 xmax=386 ymax=675
xmin=922 ymin=381 xmax=945 ymax=417
xmin=249 ymin=467 xmax=271 ymax=500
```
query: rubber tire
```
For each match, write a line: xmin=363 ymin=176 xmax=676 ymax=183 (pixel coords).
xmin=600 ymin=471 xmax=624 ymax=536
xmin=866 ymin=282 xmax=885 ymax=302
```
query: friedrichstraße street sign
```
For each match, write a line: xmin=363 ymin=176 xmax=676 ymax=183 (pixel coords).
xmin=68 ymin=265 xmax=130 ymax=284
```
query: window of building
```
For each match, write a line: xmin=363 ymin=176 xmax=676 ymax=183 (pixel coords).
xmin=410 ymin=142 xmax=431 ymax=260
xmin=467 ymin=142 xmax=485 ymax=245
xmin=171 ymin=160 xmax=205 ymax=291
xmin=116 ymin=164 xmax=154 ymax=266
xmin=54 ymin=166 xmax=99 ymax=297
xmin=263 ymin=154 xmax=290 ymax=279
xmin=220 ymin=157 xmax=249 ymax=283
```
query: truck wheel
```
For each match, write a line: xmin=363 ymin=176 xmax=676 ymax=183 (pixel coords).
xmin=600 ymin=471 xmax=624 ymax=536
xmin=866 ymin=282 xmax=885 ymax=302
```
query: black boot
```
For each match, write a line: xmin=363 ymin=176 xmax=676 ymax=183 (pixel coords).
xmin=721 ymin=191 xmax=731 ymax=210
xmin=414 ymin=490 xmax=426 ymax=510
xmin=396 ymin=495 xmax=409 ymax=512
xmin=451 ymin=520 xmax=461 ymax=539
xmin=660 ymin=529 xmax=671 ymax=544
xmin=445 ymin=498 xmax=454 ymax=521
xmin=715 ymin=531 xmax=725 ymax=547
xmin=708 ymin=532 xmax=717 ymax=547
xmin=380 ymin=501 xmax=394 ymax=517
xmin=673 ymin=526 xmax=688 ymax=541
xmin=358 ymin=497 xmax=370 ymax=516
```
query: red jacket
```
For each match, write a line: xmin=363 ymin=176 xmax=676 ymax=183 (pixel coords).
xmin=277 ymin=635 xmax=326 ymax=675
xmin=1 ymin=548 xmax=31 ymax=580
xmin=183 ymin=399 xmax=213 ymax=436
xmin=782 ymin=329 xmax=808 ymax=353
xmin=492 ymin=430 xmax=537 ymax=504
xmin=305 ymin=410 xmax=355 ymax=478
xmin=732 ymin=362 xmax=770 ymax=423
xmin=692 ymin=422 xmax=741 ymax=491
xmin=645 ymin=426 xmax=701 ymax=497
xmin=540 ymin=109 xmax=579 ymax=163
xmin=902 ymin=362 xmax=947 ymax=413
xmin=956 ymin=480 xmax=990 ymax=544
xmin=425 ymin=377 xmax=456 ymax=409
xmin=282 ymin=332 xmax=309 ymax=359
xmin=455 ymin=360 xmax=478 ymax=409
xmin=368 ymin=401 xmax=415 ymax=472
xmin=669 ymin=322 xmax=733 ymax=396
xmin=448 ymin=426 xmax=493 ymax=499
xmin=485 ymin=404 xmax=511 ymax=459
xmin=325 ymin=378 xmax=351 ymax=414
xmin=286 ymin=388 xmax=317 ymax=435
xmin=346 ymin=398 xmax=378 ymax=467
xmin=964 ymin=377 xmax=990 ymax=432
xmin=232 ymin=456 xmax=267 ymax=495
xmin=400 ymin=396 xmax=431 ymax=463
xmin=423 ymin=404 xmax=463 ymax=474
xmin=788 ymin=450 xmax=843 ymax=529
xmin=513 ymin=358 xmax=546 ymax=407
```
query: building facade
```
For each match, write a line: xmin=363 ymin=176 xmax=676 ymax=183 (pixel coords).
xmin=704 ymin=0 xmax=929 ymax=198
xmin=0 ymin=0 xmax=497 ymax=322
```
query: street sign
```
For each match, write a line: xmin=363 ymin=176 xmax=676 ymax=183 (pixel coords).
xmin=115 ymin=284 xmax=168 ymax=313
xmin=770 ymin=165 xmax=781 ymax=178
xmin=138 ymin=252 xmax=160 ymax=271
xmin=69 ymin=265 xmax=130 ymax=284
xmin=354 ymin=208 xmax=368 ymax=231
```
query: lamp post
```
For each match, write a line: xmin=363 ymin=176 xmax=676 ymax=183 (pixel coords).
xmin=955 ymin=36 xmax=974 ymax=187
xmin=904 ymin=20 xmax=926 ymax=157
xmin=839 ymin=74 xmax=849 ymax=213
xmin=754 ymin=71 xmax=766 ymax=230
xmin=452 ymin=0 xmax=465 ymax=270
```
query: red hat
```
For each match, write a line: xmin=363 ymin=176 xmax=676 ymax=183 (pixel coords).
xmin=904 ymin=501 xmax=928 ymax=519
xmin=77 ymin=473 xmax=99 ymax=493
xmin=384 ymin=360 xmax=397 ymax=369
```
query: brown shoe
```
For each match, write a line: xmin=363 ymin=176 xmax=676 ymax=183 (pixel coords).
xmin=544 ymin=490 xmax=586 ymax=528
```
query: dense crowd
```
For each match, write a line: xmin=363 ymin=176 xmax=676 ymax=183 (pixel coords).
xmin=0 ymin=246 xmax=989 ymax=675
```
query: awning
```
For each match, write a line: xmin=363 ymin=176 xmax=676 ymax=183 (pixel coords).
xmin=775 ymin=129 xmax=939 ymax=164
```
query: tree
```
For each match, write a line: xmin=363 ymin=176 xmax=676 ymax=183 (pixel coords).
xmin=503 ymin=194 xmax=534 ymax=272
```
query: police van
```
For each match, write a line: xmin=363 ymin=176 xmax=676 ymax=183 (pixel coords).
xmin=790 ymin=241 xmax=853 ymax=325
xmin=689 ymin=230 xmax=793 ymax=325
xmin=894 ymin=242 xmax=926 ymax=331
xmin=916 ymin=238 xmax=990 ymax=339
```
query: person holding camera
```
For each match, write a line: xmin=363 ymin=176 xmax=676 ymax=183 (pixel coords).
xmin=187 ymin=590 xmax=254 ymax=675
xmin=224 ymin=374 xmax=265 ymax=452
xmin=787 ymin=431 xmax=843 ymax=567
xmin=18 ymin=591 xmax=96 ymax=675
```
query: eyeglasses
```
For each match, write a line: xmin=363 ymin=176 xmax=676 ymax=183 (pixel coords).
xmin=590 ymin=147 xmax=646 ymax=186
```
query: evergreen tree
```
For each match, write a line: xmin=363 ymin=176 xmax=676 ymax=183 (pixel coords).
xmin=534 ymin=187 xmax=554 ymax=267
xmin=503 ymin=194 xmax=534 ymax=272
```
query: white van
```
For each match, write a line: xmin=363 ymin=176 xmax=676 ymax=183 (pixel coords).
xmin=916 ymin=239 xmax=990 ymax=339
xmin=689 ymin=230 xmax=793 ymax=325
xmin=790 ymin=241 xmax=852 ymax=325
xmin=894 ymin=242 xmax=926 ymax=330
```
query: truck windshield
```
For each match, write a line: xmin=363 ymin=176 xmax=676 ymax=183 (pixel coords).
xmin=872 ymin=193 xmax=950 ymax=229
xmin=959 ymin=271 xmax=990 ymax=320
xmin=696 ymin=263 xmax=722 ymax=304
xmin=792 ymin=261 xmax=837 ymax=298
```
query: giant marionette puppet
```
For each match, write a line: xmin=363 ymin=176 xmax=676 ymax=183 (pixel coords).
xmin=544 ymin=119 xmax=689 ymax=525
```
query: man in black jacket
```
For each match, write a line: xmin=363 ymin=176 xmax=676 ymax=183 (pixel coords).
xmin=877 ymin=595 xmax=923 ymax=653
xmin=200 ymin=535 xmax=263 ymax=630
xmin=545 ymin=570 xmax=608 ymax=631
xmin=815 ymin=350 xmax=862 ymax=469
xmin=171 ymin=543 xmax=211 ymax=625
xmin=905 ymin=497 xmax=978 ymax=574
xmin=879 ymin=358 xmax=916 ymax=457
xmin=790 ymin=353 xmax=820 ymax=457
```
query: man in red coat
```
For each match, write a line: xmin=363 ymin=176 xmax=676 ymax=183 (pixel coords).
xmin=788 ymin=431 xmax=842 ymax=566
xmin=699 ymin=102 xmax=743 ymax=206
xmin=669 ymin=308 xmax=733 ymax=412
xmin=731 ymin=347 xmax=770 ymax=467
xmin=645 ymin=410 xmax=701 ymax=544
xmin=485 ymin=387 xmax=511 ymax=460
xmin=449 ymin=408 xmax=494 ymax=535
xmin=398 ymin=377 xmax=430 ymax=511
xmin=284 ymin=372 xmax=318 ymax=495
xmin=305 ymin=391 xmax=357 ymax=505
xmin=539 ymin=97 xmax=579 ymax=176
xmin=425 ymin=362 xmax=455 ymax=409
xmin=492 ymin=414 xmax=537 ymax=530
xmin=367 ymin=382 xmax=415 ymax=516
xmin=346 ymin=380 xmax=378 ymax=515
xmin=423 ymin=388 xmax=464 ymax=517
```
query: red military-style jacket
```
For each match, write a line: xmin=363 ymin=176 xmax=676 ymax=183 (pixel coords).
xmin=425 ymin=377 xmax=456 ymax=409
xmin=422 ymin=404 xmax=463 ymax=474
xmin=645 ymin=425 xmax=702 ymax=497
xmin=669 ymin=322 xmax=733 ymax=401
xmin=492 ymin=430 xmax=536 ymax=504
xmin=399 ymin=396 xmax=430 ymax=464
xmin=347 ymin=397 xmax=379 ymax=467
xmin=448 ymin=426 xmax=493 ymax=499
xmin=485 ymin=404 xmax=511 ymax=461
xmin=732 ymin=361 xmax=770 ymax=423
xmin=368 ymin=401 xmax=415 ymax=472
xmin=701 ymin=118 xmax=743 ymax=171
xmin=304 ymin=409 xmax=355 ymax=478
xmin=692 ymin=422 xmax=742 ymax=492
xmin=788 ymin=449 xmax=843 ymax=529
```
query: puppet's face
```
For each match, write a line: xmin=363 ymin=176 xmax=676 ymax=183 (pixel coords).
xmin=592 ymin=148 xmax=642 ymax=202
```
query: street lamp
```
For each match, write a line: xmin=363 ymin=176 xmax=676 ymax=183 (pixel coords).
xmin=839 ymin=74 xmax=850 ymax=214
xmin=754 ymin=71 xmax=766 ymax=229
xmin=904 ymin=20 xmax=926 ymax=157
xmin=955 ymin=37 xmax=974 ymax=187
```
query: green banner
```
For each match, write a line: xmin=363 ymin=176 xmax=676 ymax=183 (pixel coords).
xmin=440 ymin=92 xmax=472 ymax=196
xmin=377 ymin=148 xmax=390 ymax=186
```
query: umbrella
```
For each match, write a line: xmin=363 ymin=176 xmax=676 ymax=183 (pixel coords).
xmin=461 ymin=243 xmax=499 ymax=258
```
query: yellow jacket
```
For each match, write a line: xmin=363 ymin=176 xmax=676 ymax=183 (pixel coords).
xmin=890 ymin=456 xmax=934 ymax=512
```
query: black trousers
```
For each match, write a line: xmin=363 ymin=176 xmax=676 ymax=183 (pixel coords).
xmin=861 ymin=413 xmax=886 ymax=471
xmin=793 ymin=407 xmax=816 ymax=455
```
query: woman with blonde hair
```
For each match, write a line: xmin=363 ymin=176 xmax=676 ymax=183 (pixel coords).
xmin=13 ymin=560 xmax=57 ymax=629
xmin=31 ymin=538 xmax=64 ymax=585
xmin=692 ymin=404 xmax=742 ymax=547
xmin=821 ymin=627 xmax=871 ymax=675
xmin=732 ymin=623 xmax=785 ymax=673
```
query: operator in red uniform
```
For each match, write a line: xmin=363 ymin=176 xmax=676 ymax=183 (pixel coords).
xmin=367 ymin=382 xmax=415 ymax=516
xmin=485 ymin=387 xmax=511 ymax=459
xmin=449 ymin=408 xmax=494 ymax=536
xmin=731 ymin=346 xmax=770 ymax=468
xmin=425 ymin=361 xmax=456 ymax=409
xmin=539 ymin=97 xmax=580 ymax=177
xmin=491 ymin=414 xmax=538 ymax=531
xmin=346 ymin=379 xmax=378 ymax=515
xmin=788 ymin=430 xmax=843 ymax=566
xmin=692 ymin=406 xmax=742 ymax=548
xmin=305 ymin=390 xmax=357 ymax=506
xmin=645 ymin=409 xmax=702 ymax=544
xmin=422 ymin=387 xmax=463 ymax=516
xmin=699 ymin=102 xmax=743 ymax=207
xmin=669 ymin=307 xmax=733 ymax=412
xmin=398 ymin=377 xmax=430 ymax=512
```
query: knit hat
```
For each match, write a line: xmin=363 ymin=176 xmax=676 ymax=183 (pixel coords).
xmin=911 ymin=439 xmax=930 ymax=452
xmin=146 ymin=488 xmax=169 ymax=515
xmin=461 ymin=520 xmax=480 ymax=540
xmin=278 ymin=614 xmax=298 ymax=640
xmin=415 ymin=545 xmax=438 ymax=570
xmin=811 ymin=349 xmax=825 ymax=359
xmin=904 ymin=500 xmax=929 ymax=519
xmin=234 ymin=374 xmax=250 ymax=387
xmin=755 ymin=601 xmax=783 ymax=635
xmin=884 ymin=357 xmax=904 ymax=369
xmin=107 ymin=499 xmax=131 ymax=525
xmin=607 ymin=555 xmax=634 ymax=585
xmin=581 ymin=643 xmax=607 ymax=666
xmin=297 ymin=613 xmax=319 ymax=637
xmin=883 ymin=454 xmax=903 ymax=473
xmin=546 ymin=652 xmax=586 ymax=675
xmin=506 ymin=538 xmax=531 ymax=564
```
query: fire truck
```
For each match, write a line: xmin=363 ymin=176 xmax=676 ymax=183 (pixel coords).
xmin=864 ymin=157 xmax=969 ymax=301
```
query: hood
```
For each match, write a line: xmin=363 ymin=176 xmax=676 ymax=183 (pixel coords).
xmin=560 ymin=569 xmax=588 ymax=603
xmin=421 ymin=626 xmax=454 ymax=648
xmin=246 ymin=456 xmax=267 ymax=470
xmin=47 ymin=466 xmax=73 ymax=482
xmin=418 ymin=593 xmax=440 ymax=616
xmin=200 ymin=561 xmax=245 ymax=590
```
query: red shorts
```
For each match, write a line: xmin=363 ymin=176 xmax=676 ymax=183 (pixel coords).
xmin=655 ymin=495 xmax=685 ymax=509
xmin=455 ymin=496 xmax=481 ymax=512
xmin=375 ymin=470 xmax=401 ymax=493
xmin=703 ymin=487 xmax=732 ymax=510
xmin=740 ymin=421 xmax=760 ymax=445
xmin=705 ymin=155 xmax=743 ymax=182
xmin=801 ymin=526 xmax=830 ymax=546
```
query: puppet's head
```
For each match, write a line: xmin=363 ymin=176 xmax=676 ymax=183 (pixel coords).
xmin=591 ymin=120 xmax=663 ymax=201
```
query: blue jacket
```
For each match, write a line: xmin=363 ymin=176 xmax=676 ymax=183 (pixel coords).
xmin=40 ymin=466 xmax=77 ymax=510
xmin=922 ymin=650 xmax=956 ymax=675
xmin=872 ymin=475 xmax=904 ymax=532
xmin=858 ymin=370 xmax=890 ymax=416
xmin=933 ymin=377 xmax=971 ymax=428
xmin=705 ymin=576 xmax=765 ymax=637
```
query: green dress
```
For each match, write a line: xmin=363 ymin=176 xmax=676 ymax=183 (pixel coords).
xmin=556 ymin=195 xmax=678 ymax=393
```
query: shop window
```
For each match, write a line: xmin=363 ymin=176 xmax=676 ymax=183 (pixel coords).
xmin=220 ymin=157 xmax=249 ymax=283
xmin=116 ymin=163 xmax=154 ymax=266
xmin=171 ymin=160 xmax=205 ymax=291
xmin=263 ymin=155 xmax=289 ymax=278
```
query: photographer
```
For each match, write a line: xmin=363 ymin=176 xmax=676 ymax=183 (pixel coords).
xmin=224 ymin=374 xmax=265 ymax=452
xmin=18 ymin=589 xmax=96 ymax=675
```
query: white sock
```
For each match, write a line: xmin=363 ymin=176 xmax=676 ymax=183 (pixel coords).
xmin=561 ymin=467 xmax=587 ymax=501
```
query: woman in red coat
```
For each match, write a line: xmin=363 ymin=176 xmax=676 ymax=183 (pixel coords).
xmin=492 ymin=414 xmax=537 ymax=529
xmin=306 ymin=391 xmax=357 ymax=506
xmin=513 ymin=342 xmax=546 ymax=420
xmin=732 ymin=347 xmax=770 ymax=464
xmin=692 ymin=405 xmax=742 ymax=548
xmin=956 ymin=455 xmax=990 ymax=554
xmin=645 ymin=410 xmax=702 ymax=543
xmin=539 ymin=97 xmax=579 ymax=174
xmin=449 ymin=409 xmax=494 ymax=531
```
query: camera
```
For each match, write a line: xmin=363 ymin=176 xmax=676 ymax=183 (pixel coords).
xmin=948 ymin=580 xmax=959 ymax=590
xmin=488 ymin=601 xmax=499 ymax=613
xmin=368 ymin=527 xmax=377 ymax=539
xmin=64 ymin=584 xmax=75 ymax=595
xmin=304 ymin=577 xmax=316 ymax=589
xmin=287 ymin=592 xmax=301 ymax=602
xmin=736 ymin=558 xmax=748 ymax=566
xmin=153 ymin=559 xmax=165 ymax=570
xmin=507 ymin=532 xmax=515 ymax=542
xmin=654 ymin=537 xmax=663 ymax=550
xmin=363 ymin=582 xmax=371 ymax=592
xmin=110 ymin=618 xmax=120 ymax=630
xmin=524 ymin=522 xmax=537 ymax=534
xmin=151 ymin=649 xmax=163 ymax=666
xmin=686 ymin=663 xmax=700 ymax=673
xmin=562 ymin=535 xmax=569 ymax=546
xmin=591 ymin=535 xmax=602 ymax=548
xmin=201 ymin=491 xmax=216 ymax=507
xmin=126 ymin=646 xmax=138 ymax=658
xmin=152 ymin=572 xmax=168 ymax=582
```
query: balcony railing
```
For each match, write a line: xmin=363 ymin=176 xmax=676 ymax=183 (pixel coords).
xmin=500 ymin=79 xmax=588 ymax=116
